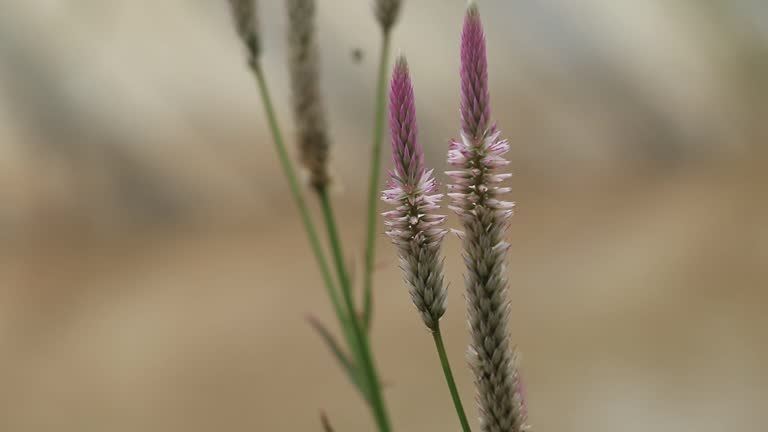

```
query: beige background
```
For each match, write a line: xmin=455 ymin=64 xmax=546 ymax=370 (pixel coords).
xmin=0 ymin=1 xmax=766 ymax=431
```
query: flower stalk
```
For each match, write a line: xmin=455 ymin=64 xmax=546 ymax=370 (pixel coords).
xmin=319 ymin=187 xmax=392 ymax=432
xmin=363 ymin=0 xmax=402 ymax=331
xmin=433 ymin=324 xmax=473 ymax=432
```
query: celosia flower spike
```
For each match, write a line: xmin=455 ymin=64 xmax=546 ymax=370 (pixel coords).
xmin=448 ymin=4 xmax=530 ymax=432
xmin=382 ymin=57 xmax=448 ymax=331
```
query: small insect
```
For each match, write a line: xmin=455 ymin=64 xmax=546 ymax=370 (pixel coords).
xmin=351 ymin=48 xmax=364 ymax=64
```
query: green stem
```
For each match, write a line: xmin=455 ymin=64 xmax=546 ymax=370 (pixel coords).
xmin=252 ymin=59 xmax=378 ymax=409
xmin=313 ymin=183 xmax=366 ymax=385
xmin=432 ymin=324 xmax=473 ymax=432
xmin=250 ymin=58 xmax=372 ymax=394
xmin=316 ymin=187 xmax=352 ymax=302
xmin=318 ymin=188 xmax=392 ymax=432
xmin=362 ymin=31 xmax=392 ymax=331
xmin=250 ymin=61 xmax=344 ymax=320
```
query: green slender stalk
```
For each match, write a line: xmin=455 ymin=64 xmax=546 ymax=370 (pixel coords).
xmin=318 ymin=188 xmax=391 ymax=432
xmin=315 ymin=185 xmax=352 ymax=303
xmin=362 ymin=31 xmax=392 ymax=331
xmin=251 ymin=60 xmax=378 ymax=408
xmin=432 ymin=324 xmax=473 ymax=432
xmin=250 ymin=61 xmax=344 ymax=320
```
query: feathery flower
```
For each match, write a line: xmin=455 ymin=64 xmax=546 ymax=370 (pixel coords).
xmin=382 ymin=57 xmax=447 ymax=331
xmin=447 ymin=4 xmax=529 ymax=432
xmin=287 ymin=0 xmax=331 ymax=191
xmin=228 ymin=0 xmax=260 ymax=60
xmin=374 ymin=0 xmax=402 ymax=33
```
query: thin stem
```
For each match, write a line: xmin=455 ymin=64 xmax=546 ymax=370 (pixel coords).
xmin=318 ymin=188 xmax=392 ymax=432
xmin=362 ymin=31 xmax=392 ymax=331
xmin=251 ymin=59 xmax=377 ymax=408
xmin=250 ymin=60 xmax=344 ymax=321
xmin=314 ymin=183 xmax=366 ymax=379
xmin=316 ymin=187 xmax=352 ymax=302
xmin=432 ymin=324 xmax=473 ymax=432
xmin=250 ymin=53 xmax=389 ymax=432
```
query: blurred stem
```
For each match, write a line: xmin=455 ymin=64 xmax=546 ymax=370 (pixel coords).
xmin=251 ymin=57 xmax=384 ymax=425
xmin=250 ymin=59 xmax=364 ymax=378
xmin=320 ymin=412 xmax=335 ymax=432
xmin=316 ymin=187 xmax=352 ymax=306
xmin=318 ymin=188 xmax=391 ymax=432
xmin=250 ymin=60 xmax=343 ymax=318
xmin=432 ymin=324 xmax=473 ymax=432
xmin=362 ymin=31 xmax=392 ymax=332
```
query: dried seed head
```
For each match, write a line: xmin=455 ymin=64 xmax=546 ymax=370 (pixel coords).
xmin=374 ymin=0 xmax=402 ymax=33
xmin=287 ymin=0 xmax=331 ymax=191
xmin=448 ymin=4 xmax=530 ymax=431
xmin=228 ymin=0 xmax=260 ymax=59
xmin=382 ymin=57 xmax=447 ymax=331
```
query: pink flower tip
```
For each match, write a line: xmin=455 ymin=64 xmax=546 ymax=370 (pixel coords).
xmin=388 ymin=55 xmax=424 ymax=185
xmin=460 ymin=2 xmax=490 ymax=139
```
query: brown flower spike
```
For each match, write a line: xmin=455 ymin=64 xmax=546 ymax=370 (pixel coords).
xmin=287 ymin=0 xmax=331 ymax=191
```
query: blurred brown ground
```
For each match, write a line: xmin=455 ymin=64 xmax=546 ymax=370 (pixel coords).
xmin=0 ymin=1 xmax=766 ymax=431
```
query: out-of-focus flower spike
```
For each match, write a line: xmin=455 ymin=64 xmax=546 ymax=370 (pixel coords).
xmin=286 ymin=0 xmax=331 ymax=191
xmin=228 ymin=0 xmax=260 ymax=60
xmin=374 ymin=0 xmax=402 ymax=33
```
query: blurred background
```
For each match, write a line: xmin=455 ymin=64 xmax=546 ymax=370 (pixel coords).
xmin=0 ymin=0 xmax=766 ymax=431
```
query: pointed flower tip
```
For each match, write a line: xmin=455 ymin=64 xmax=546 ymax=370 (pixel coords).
xmin=463 ymin=2 xmax=484 ymax=41
xmin=466 ymin=1 xmax=480 ymax=18
xmin=464 ymin=4 xmax=483 ymax=35
xmin=388 ymin=54 xmax=423 ymax=181
xmin=390 ymin=55 xmax=410 ymax=92
xmin=460 ymin=0 xmax=490 ymax=139
xmin=394 ymin=55 xmax=409 ymax=74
